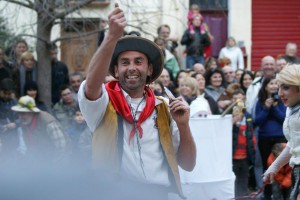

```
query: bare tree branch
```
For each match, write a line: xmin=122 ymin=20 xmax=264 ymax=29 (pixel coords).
xmin=51 ymin=22 xmax=157 ymax=45
xmin=54 ymin=0 xmax=96 ymax=19
xmin=51 ymin=29 xmax=99 ymax=44
xmin=2 ymin=0 xmax=34 ymax=10
xmin=13 ymin=33 xmax=49 ymax=44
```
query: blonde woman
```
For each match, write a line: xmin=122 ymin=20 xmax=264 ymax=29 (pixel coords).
xmin=178 ymin=76 xmax=199 ymax=105
xmin=263 ymin=64 xmax=300 ymax=200
xmin=12 ymin=51 xmax=37 ymax=97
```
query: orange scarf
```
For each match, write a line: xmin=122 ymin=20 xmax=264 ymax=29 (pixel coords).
xmin=105 ymin=81 xmax=155 ymax=143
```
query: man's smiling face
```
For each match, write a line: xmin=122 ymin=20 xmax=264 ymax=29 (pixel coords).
xmin=114 ymin=51 xmax=152 ymax=96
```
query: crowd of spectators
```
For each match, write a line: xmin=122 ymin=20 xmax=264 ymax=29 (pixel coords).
xmin=0 ymin=3 xmax=300 ymax=199
xmin=0 ymin=40 xmax=89 ymax=170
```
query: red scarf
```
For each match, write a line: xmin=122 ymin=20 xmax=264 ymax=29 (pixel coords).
xmin=105 ymin=81 xmax=155 ymax=143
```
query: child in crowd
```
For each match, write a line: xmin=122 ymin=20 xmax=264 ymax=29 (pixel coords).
xmin=231 ymin=87 xmax=256 ymax=197
xmin=187 ymin=4 xmax=205 ymax=33
xmin=267 ymin=143 xmax=291 ymax=200
xmin=66 ymin=110 xmax=92 ymax=166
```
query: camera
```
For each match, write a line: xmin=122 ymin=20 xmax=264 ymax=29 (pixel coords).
xmin=271 ymin=92 xmax=280 ymax=101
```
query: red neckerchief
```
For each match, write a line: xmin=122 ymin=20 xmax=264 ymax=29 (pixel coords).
xmin=24 ymin=115 xmax=37 ymax=146
xmin=105 ymin=81 xmax=155 ymax=143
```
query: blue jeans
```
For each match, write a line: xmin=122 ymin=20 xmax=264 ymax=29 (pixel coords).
xmin=186 ymin=55 xmax=204 ymax=69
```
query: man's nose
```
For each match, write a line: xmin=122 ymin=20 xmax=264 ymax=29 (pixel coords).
xmin=128 ymin=65 xmax=136 ymax=71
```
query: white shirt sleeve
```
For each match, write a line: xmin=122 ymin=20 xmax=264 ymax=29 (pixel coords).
xmin=78 ymin=80 xmax=109 ymax=132
xmin=218 ymin=48 xmax=225 ymax=59
xmin=237 ymin=48 xmax=244 ymax=69
xmin=170 ymin=118 xmax=180 ymax=153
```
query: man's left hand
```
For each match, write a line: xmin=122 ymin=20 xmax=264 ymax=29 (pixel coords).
xmin=169 ymin=97 xmax=190 ymax=125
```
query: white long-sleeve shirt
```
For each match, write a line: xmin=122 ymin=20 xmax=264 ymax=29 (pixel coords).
xmin=284 ymin=108 xmax=300 ymax=166
xmin=78 ymin=81 xmax=180 ymax=186
xmin=219 ymin=46 xmax=244 ymax=71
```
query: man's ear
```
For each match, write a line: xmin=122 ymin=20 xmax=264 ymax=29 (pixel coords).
xmin=114 ymin=65 xmax=119 ymax=78
xmin=147 ymin=64 xmax=153 ymax=77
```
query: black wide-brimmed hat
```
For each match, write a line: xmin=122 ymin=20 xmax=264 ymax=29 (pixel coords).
xmin=109 ymin=36 xmax=164 ymax=84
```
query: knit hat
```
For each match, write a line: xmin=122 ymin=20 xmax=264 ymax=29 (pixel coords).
xmin=11 ymin=95 xmax=40 ymax=113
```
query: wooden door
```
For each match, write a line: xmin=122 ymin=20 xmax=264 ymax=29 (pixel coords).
xmin=61 ymin=19 xmax=99 ymax=77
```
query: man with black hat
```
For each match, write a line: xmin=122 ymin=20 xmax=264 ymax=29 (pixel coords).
xmin=78 ymin=3 xmax=196 ymax=200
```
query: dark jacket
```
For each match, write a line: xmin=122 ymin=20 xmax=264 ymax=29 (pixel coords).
xmin=0 ymin=97 xmax=18 ymax=125
xmin=204 ymin=92 xmax=220 ymax=115
xmin=0 ymin=68 xmax=10 ymax=83
xmin=51 ymin=61 xmax=69 ymax=105
xmin=180 ymin=28 xmax=211 ymax=56
xmin=12 ymin=64 xmax=38 ymax=97
xmin=0 ymin=61 xmax=13 ymax=82
xmin=282 ymin=55 xmax=300 ymax=64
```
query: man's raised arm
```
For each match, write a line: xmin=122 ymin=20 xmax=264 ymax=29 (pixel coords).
xmin=85 ymin=3 xmax=126 ymax=100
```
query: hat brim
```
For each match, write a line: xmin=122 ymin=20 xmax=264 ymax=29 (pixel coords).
xmin=11 ymin=105 xmax=40 ymax=113
xmin=109 ymin=36 xmax=164 ymax=84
